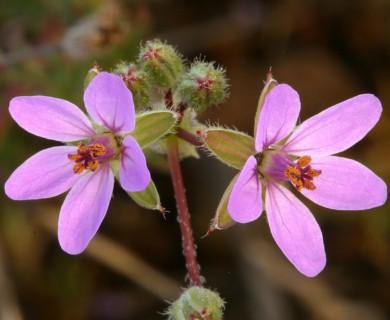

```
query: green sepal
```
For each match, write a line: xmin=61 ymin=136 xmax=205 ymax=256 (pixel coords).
xmin=202 ymin=127 xmax=255 ymax=169
xmin=208 ymin=174 xmax=238 ymax=232
xmin=128 ymin=179 xmax=162 ymax=211
xmin=131 ymin=110 xmax=177 ymax=148
xmin=254 ymin=73 xmax=278 ymax=138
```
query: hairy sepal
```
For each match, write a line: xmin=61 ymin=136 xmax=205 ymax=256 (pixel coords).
xmin=128 ymin=179 xmax=162 ymax=211
xmin=208 ymin=174 xmax=238 ymax=232
xmin=202 ymin=127 xmax=255 ymax=169
xmin=132 ymin=110 xmax=177 ymax=148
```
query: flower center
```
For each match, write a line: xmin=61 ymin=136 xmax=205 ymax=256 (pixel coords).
xmin=284 ymin=155 xmax=321 ymax=191
xmin=68 ymin=142 xmax=106 ymax=174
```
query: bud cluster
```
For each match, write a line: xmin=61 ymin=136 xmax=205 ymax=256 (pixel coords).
xmin=85 ymin=39 xmax=230 ymax=160
xmin=107 ymin=39 xmax=229 ymax=114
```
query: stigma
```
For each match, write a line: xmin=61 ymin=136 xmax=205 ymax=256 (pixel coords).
xmin=68 ymin=143 xmax=106 ymax=174
xmin=284 ymin=155 xmax=321 ymax=191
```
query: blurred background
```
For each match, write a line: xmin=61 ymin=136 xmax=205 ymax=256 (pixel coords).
xmin=0 ymin=0 xmax=389 ymax=319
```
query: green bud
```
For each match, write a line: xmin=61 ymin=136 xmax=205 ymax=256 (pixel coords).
xmin=200 ymin=127 xmax=255 ymax=169
xmin=83 ymin=62 xmax=100 ymax=91
xmin=139 ymin=39 xmax=183 ymax=88
xmin=112 ymin=61 xmax=151 ymax=110
xmin=167 ymin=287 xmax=225 ymax=320
xmin=177 ymin=61 xmax=229 ymax=112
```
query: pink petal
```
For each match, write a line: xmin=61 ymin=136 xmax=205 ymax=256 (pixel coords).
xmin=283 ymin=94 xmax=382 ymax=157
xmin=9 ymin=96 xmax=95 ymax=142
xmin=119 ymin=135 xmax=151 ymax=192
xmin=5 ymin=146 xmax=80 ymax=200
xmin=84 ymin=72 xmax=135 ymax=134
xmin=301 ymin=156 xmax=387 ymax=210
xmin=58 ymin=164 xmax=114 ymax=254
xmin=228 ymin=156 xmax=263 ymax=223
xmin=266 ymin=182 xmax=326 ymax=277
xmin=255 ymin=84 xmax=300 ymax=152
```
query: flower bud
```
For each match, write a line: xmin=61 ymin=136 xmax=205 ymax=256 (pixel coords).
xmin=177 ymin=61 xmax=229 ymax=112
xmin=167 ymin=286 xmax=225 ymax=320
xmin=83 ymin=62 xmax=100 ymax=91
xmin=139 ymin=39 xmax=183 ymax=88
xmin=112 ymin=61 xmax=151 ymax=110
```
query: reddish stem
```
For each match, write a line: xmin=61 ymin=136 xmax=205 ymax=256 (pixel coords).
xmin=165 ymin=89 xmax=173 ymax=110
xmin=167 ymin=136 xmax=203 ymax=286
xmin=176 ymin=128 xmax=203 ymax=147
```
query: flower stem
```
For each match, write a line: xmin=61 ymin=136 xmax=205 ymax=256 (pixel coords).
xmin=176 ymin=128 xmax=203 ymax=147
xmin=167 ymin=135 xmax=203 ymax=286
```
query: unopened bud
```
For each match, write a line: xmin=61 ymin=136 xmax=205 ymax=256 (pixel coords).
xmin=138 ymin=39 xmax=183 ymax=88
xmin=113 ymin=61 xmax=151 ymax=110
xmin=83 ymin=62 xmax=100 ymax=91
xmin=167 ymin=286 xmax=225 ymax=320
xmin=177 ymin=61 xmax=229 ymax=112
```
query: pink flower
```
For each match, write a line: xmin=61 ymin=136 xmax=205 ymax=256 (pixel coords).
xmin=5 ymin=72 xmax=151 ymax=254
xmin=228 ymin=84 xmax=387 ymax=276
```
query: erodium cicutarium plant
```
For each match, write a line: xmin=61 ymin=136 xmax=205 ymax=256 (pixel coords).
xmin=4 ymin=40 xmax=387 ymax=319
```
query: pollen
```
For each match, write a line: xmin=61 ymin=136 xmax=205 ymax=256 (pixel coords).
xmin=68 ymin=142 xmax=106 ymax=174
xmin=284 ymin=155 xmax=321 ymax=192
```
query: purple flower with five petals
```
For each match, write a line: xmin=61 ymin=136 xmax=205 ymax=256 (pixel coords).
xmin=228 ymin=84 xmax=387 ymax=277
xmin=5 ymin=72 xmax=151 ymax=254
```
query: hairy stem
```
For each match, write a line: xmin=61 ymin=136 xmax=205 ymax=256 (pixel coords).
xmin=167 ymin=135 xmax=203 ymax=286
xmin=176 ymin=128 xmax=203 ymax=147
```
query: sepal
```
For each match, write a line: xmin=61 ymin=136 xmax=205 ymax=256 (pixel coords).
xmin=128 ymin=179 xmax=162 ymax=211
xmin=201 ymin=127 xmax=255 ymax=169
xmin=208 ymin=174 xmax=238 ymax=233
xmin=131 ymin=110 xmax=177 ymax=148
xmin=83 ymin=63 xmax=100 ymax=91
xmin=254 ymin=70 xmax=278 ymax=138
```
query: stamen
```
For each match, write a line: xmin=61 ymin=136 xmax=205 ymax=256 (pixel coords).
xmin=303 ymin=180 xmax=316 ymax=190
xmin=306 ymin=168 xmax=321 ymax=178
xmin=297 ymin=155 xmax=311 ymax=168
xmin=68 ymin=143 xmax=106 ymax=174
xmin=284 ymin=155 xmax=321 ymax=191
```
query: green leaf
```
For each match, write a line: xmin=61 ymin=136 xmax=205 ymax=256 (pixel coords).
xmin=128 ymin=180 xmax=162 ymax=211
xmin=132 ymin=110 xmax=177 ymax=148
xmin=208 ymin=174 xmax=238 ymax=232
xmin=202 ymin=127 xmax=255 ymax=169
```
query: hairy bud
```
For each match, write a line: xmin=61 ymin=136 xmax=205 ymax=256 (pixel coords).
xmin=167 ymin=286 xmax=225 ymax=320
xmin=177 ymin=61 xmax=229 ymax=112
xmin=113 ymin=61 xmax=151 ymax=110
xmin=138 ymin=39 xmax=183 ymax=88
